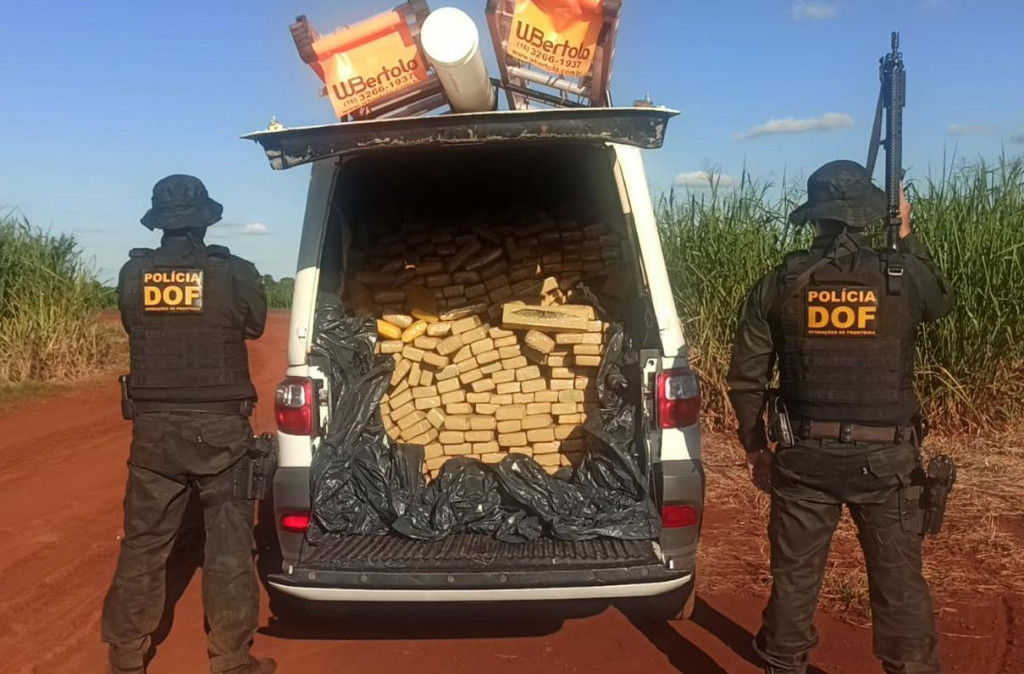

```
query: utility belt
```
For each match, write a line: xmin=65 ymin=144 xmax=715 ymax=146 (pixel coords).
xmin=766 ymin=390 xmax=925 ymax=448
xmin=766 ymin=391 xmax=955 ymax=536
xmin=795 ymin=419 xmax=915 ymax=445
xmin=119 ymin=374 xmax=254 ymax=419
xmin=132 ymin=400 xmax=254 ymax=417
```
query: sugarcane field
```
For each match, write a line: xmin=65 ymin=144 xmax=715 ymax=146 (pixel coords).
xmin=2 ymin=1 xmax=1023 ymax=673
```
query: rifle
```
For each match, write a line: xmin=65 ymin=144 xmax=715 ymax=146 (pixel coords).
xmin=866 ymin=32 xmax=906 ymax=253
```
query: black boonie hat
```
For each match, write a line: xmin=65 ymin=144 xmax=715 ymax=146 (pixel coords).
xmin=789 ymin=160 xmax=887 ymax=229
xmin=141 ymin=174 xmax=223 ymax=231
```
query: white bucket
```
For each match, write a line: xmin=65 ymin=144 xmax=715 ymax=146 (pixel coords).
xmin=421 ymin=7 xmax=496 ymax=113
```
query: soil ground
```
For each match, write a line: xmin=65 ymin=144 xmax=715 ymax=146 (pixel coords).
xmin=0 ymin=311 xmax=1019 ymax=673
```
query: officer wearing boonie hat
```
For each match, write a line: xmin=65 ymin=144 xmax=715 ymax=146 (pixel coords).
xmin=101 ymin=175 xmax=274 ymax=674
xmin=727 ymin=160 xmax=954 ymax=674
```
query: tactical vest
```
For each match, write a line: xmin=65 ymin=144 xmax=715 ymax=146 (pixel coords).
xmin=774 ymin=243 xmax=919 ymax=425
xmin=120 ymin=244 xmax=256 ymax=404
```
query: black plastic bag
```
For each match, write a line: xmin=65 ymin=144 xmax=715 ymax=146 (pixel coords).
xmin=307 ymin=296 xmax=424 ymax=543
xmin=394 ymin=457 xmax=541 ymax=543
xmin=575 ymin=324 xmax=650 ymax=500
xmin=491 ymin=453 xmax=658 ymax=541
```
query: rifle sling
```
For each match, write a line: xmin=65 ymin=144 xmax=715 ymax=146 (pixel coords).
xmin=768 ymin=254 xmax=834 ymax=323
xmin=866 ymin=83 xmax=885 ymax=177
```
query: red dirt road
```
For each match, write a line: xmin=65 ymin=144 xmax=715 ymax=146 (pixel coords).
xmin=0 ymin=311 xmax=1017 ymax=673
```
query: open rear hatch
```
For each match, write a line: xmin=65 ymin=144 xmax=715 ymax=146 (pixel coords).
xmin=243 ymin=107 xmax=678 ymax=170
xmin=271 ymin=534 xmax=679 ymax=591
xmin=265 ymin=110 xmax=684 ymax=596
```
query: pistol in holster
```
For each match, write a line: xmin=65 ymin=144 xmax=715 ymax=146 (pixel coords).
xmin=233 ymin=433 xmax=278 ymax=501
xmin=766 ymin=390 xmax=795 ymax=449
xmin=118 ymin=374 xmax=136 ymax=420
xmin=920 ymin=454 xmax=956 ymax=536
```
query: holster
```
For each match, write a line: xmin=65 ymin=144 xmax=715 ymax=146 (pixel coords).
xmin=232 ymin=433 xmax=279 ymax=501
xmin=766 ymin=391 xmax=795 ymax=448
xmin=118 ymin=374 xmax=136 ymax=420
xmin=921 ymin=454 xmax=956 ymax=535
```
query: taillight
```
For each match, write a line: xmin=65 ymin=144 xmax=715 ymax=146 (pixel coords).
xmin=280 ymin=511 xmax=311 ymax=533
xmin=661 ymin=505 xmax=700 ymax=528
xmin=275 ymin=377 xmax=316 ymax=436
xmin=657 ymin=368 xmax=701 ymax=429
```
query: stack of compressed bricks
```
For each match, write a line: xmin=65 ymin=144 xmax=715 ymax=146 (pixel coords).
xmin=345 ymin=217 xmax=620 ymax=479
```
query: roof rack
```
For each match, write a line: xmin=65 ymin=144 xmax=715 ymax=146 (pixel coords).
xmin=290 ymin=1 xmax=447 ymax=121
xmin=485 ymin=0 xmax=621 ymax=110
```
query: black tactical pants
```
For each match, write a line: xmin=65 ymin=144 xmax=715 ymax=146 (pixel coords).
xmin=101 ymin=412 xmax=259 ymax=673
xmin=755 ymin=439 xmax=939 ymax=674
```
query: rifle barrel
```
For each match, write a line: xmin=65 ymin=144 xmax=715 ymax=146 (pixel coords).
xmin=883 ymin=32 xmax=905 ymax=251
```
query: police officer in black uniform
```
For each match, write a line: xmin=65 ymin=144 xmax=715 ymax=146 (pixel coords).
xmin=727 ymin=161 xmax=954 ymax=674
xmin=101 ymin=175 xmax=275 ymax=674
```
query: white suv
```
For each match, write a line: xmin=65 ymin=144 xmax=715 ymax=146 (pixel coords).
xmin=247 ymin=106 xmax=704 ymax=620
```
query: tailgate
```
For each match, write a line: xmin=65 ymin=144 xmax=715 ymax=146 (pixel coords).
xmin=243 ymin=107 xmax=678 ymax=170
xmin=271 ymin=533 xmax=684 ymax=591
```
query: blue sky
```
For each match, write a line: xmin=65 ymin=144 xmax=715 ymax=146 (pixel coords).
xmin=2 ymin=0 xmax=1022 ymax=281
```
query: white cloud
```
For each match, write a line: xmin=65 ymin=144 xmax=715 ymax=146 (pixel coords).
xmin=948 ymin=124 xmax=996 ymax=136
xmin=674 ymin=172 xmax=739 ymax=190
xmin=209 ymin=222 xmax=272 ymax=238
xmin=737 ymin=112 xmax=854 ymax=140
xmin=791 ymin=1 xmax=839 ymax=21
xmin=239 ymin=223 xmax=270 ymax=235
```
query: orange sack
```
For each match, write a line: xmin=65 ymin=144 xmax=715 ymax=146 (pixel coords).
xmin=532 ymin=0 xmax=602 ymax=31
xmin=506 ymin=0 xmax=604 ymax=77
xmin=305 ymin=9 xmax=430 ymax=119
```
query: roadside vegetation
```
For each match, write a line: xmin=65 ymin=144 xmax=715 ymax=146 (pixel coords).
xmin=660 ymin=157 xmax=1024 ymax=434
xmin=263 ymin=275 xmax=295 ymax=309
xmin=0 ymin=214 xmax=119 ymax=386
xmin=0 ymin=210 xmax=294 ymax=393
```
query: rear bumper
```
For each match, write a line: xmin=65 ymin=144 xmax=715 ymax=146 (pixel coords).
xmin=269 ymin=572 xmax=692 ymax=602
xmin=271 ymin=533 xmax=690 ymax=602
